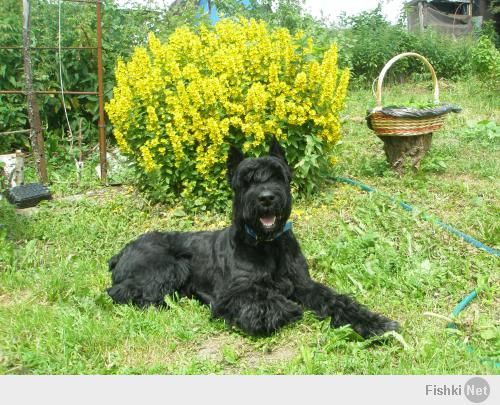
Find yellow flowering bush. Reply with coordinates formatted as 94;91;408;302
106;18;349;210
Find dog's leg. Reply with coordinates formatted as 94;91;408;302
294;281;399;338
107;232;191;308
107;260;190;308
212;279;303;337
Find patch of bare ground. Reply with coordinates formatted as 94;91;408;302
117;338;183;370
0;291;39;307
242;344;297;371
13;186;137;216
196;334;240;362
57;186;130;203
196;334;297;372
111;333;298;373
15;207;41;217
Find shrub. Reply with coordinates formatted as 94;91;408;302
335;7;478;84
106;18;349;211
471;36;500;81
336;7;412;83
411;29;475;80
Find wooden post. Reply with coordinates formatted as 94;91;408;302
418;1;424;33
22;0;48;184
96;0;107;182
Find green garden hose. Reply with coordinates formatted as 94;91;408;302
334;176;499;368
335;176;500;257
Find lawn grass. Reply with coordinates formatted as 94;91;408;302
0;77;498;375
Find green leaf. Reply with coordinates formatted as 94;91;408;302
173;208;186;217
480;328;497;341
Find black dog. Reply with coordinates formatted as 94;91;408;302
107;137;398;337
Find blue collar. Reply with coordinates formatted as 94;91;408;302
244;221;293;242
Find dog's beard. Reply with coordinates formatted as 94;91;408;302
241;193;291;236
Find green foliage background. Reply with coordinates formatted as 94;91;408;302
0;0;499;200
0;0;200;157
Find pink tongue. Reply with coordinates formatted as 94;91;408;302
260;216;276;226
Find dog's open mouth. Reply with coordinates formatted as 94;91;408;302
260;216;277;229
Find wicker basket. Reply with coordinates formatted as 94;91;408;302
367;52;447;137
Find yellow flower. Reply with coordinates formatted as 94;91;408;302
140;145;159;172
294;72;307;92
113;129;132;154
105;18;349;204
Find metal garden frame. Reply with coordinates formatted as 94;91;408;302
0;0;107;183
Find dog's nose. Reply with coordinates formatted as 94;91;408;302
258;191;275;206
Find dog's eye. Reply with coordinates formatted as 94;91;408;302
242;170;255;184
270;172;287;183
235;170;253;189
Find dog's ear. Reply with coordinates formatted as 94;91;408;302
227;145;245;184
269;135;288;164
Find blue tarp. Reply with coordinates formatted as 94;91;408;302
199;0;251;24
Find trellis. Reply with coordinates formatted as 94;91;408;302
0;0;108;183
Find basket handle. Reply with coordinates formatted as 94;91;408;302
375;52;439;109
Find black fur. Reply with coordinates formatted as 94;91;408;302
107;137;399;338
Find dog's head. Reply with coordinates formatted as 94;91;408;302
227;136;293;240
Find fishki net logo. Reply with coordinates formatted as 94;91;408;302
426;377;490;403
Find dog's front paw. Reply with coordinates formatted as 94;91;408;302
352;315;400;339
